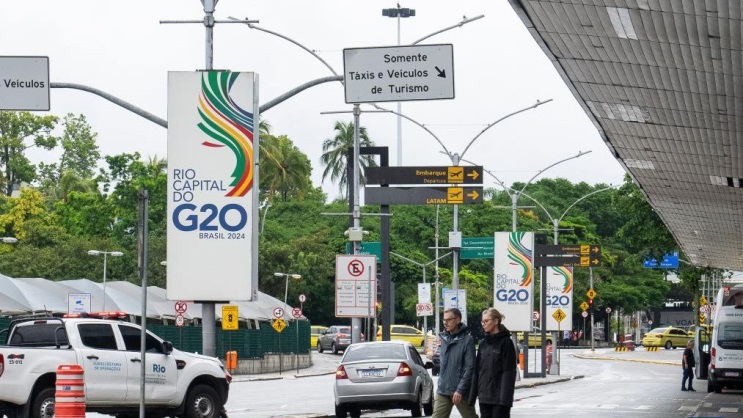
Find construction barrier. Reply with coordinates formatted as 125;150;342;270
615;347;630;351
646;346;660;352
518;352;524;370
55;364;85;417
225;351;238;373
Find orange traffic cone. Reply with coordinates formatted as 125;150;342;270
55;364;85;417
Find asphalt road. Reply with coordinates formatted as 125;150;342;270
83;347;743;417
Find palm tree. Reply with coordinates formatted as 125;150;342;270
320;121;377;198
260;135;312;201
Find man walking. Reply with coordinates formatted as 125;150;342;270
682;340;696;391
433;308;478;418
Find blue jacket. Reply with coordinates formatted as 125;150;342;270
437;324;476;396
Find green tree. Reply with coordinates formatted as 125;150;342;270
0;111;58;196
260;135;312;202
320;121;377;198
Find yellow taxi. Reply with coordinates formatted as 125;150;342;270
376;325;425;347
516;328;553;347
310;325;328;348
641;326;690;349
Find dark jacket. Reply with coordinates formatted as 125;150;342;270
469;324;518;407
437;323;476;396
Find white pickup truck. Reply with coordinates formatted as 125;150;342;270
0;313;230;418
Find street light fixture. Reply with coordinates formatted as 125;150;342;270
1;237;18;244
88;250;124;311
274;272;301;319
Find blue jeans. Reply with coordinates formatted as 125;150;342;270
682;367;694;390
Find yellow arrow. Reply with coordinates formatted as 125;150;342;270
466;170;479;181
591;258;599;265
467;190;479;200
592;246;600;254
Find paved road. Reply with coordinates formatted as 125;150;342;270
83;346;742;417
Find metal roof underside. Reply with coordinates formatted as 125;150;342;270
509;0;743;270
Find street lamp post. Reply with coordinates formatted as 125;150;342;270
88;250;124;311
382;5;415;166
390;251;452;340
274;272;301;318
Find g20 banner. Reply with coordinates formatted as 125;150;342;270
493;232;534;331
545;266;573;331
166;71;259;301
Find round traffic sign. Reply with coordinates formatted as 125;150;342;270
648;319;653;325
175;314;185;327
532;311;540;321
298;294;307;303
292;307;302;319
273;307;285;318
605;307;612;314
581;311;588;318
174;301;188;314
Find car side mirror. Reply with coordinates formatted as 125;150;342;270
424;361;434;369
162;341;174;355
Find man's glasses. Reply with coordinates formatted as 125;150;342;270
443;317;457;323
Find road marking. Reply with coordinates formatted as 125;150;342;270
720;407;740;413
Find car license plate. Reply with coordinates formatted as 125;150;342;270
360;369;384;377
724;371;740;377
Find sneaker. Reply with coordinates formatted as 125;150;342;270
681;388;688;391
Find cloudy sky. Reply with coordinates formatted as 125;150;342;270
4;0;627;201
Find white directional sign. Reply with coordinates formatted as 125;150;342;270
0;56;50;110
343;44;454;103
335;254;377;318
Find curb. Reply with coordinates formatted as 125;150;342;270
516;375;585;388
573;354;677;366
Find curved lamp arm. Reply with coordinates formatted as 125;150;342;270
412;15;486;45
228;17;339;77
517;150;592;196
460;99;553;160
556;185;617;225
369;103;452;158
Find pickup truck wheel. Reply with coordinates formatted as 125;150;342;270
31;387;56;418
185;384;221;418
317;341;324;353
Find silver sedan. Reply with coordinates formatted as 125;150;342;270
334;340;435;418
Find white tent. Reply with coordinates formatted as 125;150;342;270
0;276;298;321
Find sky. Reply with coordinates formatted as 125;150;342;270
4;0;628;202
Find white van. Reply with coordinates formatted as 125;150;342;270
706;285;743;393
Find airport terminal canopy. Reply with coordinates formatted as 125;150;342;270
509;0;743;269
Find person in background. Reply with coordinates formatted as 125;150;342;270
432;308;478;418
545;339;554;370
681;340;696;391
469;308;517;418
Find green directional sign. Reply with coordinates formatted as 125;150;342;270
460;237;495;259
346;242;381;263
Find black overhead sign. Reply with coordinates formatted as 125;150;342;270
365;186;483;205
365;166;483;185
534;244;602;267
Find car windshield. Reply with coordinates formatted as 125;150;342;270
648;328;668;334
343;344;406;362
337;327;350;334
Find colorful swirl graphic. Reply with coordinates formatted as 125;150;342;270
507;232;533;287
196;71;254;197
551;266;573;293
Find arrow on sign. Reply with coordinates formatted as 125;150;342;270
466;170;479;181
467;190;479;200
435;66;446;78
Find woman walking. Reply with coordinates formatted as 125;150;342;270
469;308;518;417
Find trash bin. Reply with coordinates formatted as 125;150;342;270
623;333;635;351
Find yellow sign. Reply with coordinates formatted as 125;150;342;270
447;187;464;204
221;305;239;331
586;288;597;299
700;295;708;305
552;308;567;323
447;166;480;183
272;318;287;333
579;301;589;311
